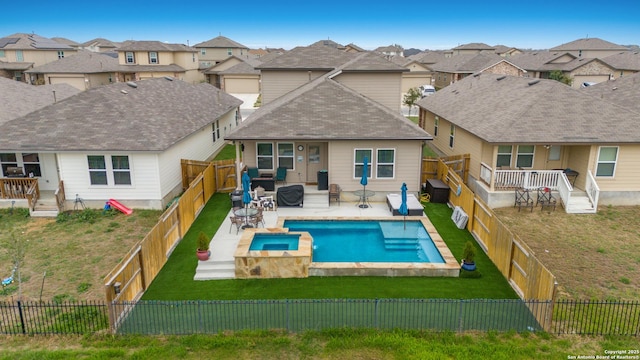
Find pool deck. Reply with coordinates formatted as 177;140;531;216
194;200;460;280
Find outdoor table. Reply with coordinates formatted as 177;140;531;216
354;189;375;208
234;207;259;228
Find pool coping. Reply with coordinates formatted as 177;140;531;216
276;216;461;277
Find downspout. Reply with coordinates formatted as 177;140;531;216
235;141;242;190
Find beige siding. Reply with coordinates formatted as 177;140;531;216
261;70;326;104
210;58;243;72
223;75;260;93
86;73;113;88
591;144;640;191
334;72;402;111
47;75;86;90
18;49;78;67
402;72;432;93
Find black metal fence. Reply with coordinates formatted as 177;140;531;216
1;299;639;336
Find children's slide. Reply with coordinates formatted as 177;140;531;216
107;199;133;215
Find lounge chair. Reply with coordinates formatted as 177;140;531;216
274;167;287;185
329;184;341;205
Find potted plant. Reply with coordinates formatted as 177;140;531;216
196;231;211;261
461;241;476;271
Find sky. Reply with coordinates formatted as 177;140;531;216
2;0;638;51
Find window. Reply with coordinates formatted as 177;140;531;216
57;50;64;59
200;48;206;55
0;50;5;57
14;71;22;82
212;121;220;142
516;145;535;168
596;146;618;177
227;48;232;55
111;156;131;185
256;143;273;170
434;116;439;137
148;51;158;64
0;153;18;176
376;149;395;178
16;50;23;62
22;153;41;177
277;143;294;170
496;145;512;167
548;146;561;161
354;149;372;178
125;52;135;64
449;124;455;148
88;156;108;185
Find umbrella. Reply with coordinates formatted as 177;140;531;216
242;172;253;227
359;156;369;208
399;183;409;229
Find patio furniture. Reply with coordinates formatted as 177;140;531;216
274;167;287;185
229;216;244;234
276;184;304;207
354;189;375;208
386;193;424;216
251;177;275;191
514;188;534;212
247;167;259;180
536;187;557;212
249;208;265;228
328;183;341;205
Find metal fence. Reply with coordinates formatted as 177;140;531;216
2;299;639;336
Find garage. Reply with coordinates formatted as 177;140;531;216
48;76;86;90
223;76;260;93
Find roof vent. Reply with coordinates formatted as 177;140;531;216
528;80;540;86
612;86;617;91
121;89;128;94
164;76;173;81
126;81;138;88
472;72;481;77
496;75;506;81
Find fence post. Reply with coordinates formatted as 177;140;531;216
374;299;379;328
458;299;463;333
286;299;290;332
17;300;26;334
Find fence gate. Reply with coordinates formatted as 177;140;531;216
215;161;237;192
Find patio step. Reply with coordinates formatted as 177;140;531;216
303;190;329;208
565;193;596;214
30;198;59;218
193;260;235;280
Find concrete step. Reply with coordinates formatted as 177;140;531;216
303;192;329;208
30;209;59;217
194;260;235;280
566;194;596;214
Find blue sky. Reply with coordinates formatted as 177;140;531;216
2;0;638;50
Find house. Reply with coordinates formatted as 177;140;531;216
560;57;617;87
257;45;408;111
0;78;242;211
601;51;640;78
375;44;404;57
416;73;640;212
582;71;640;113
203;55;262;93
225;71;432;199
391;57;434;93
550;37;629;58
509;51;577;79
0;33;77;82
493;45;523;57
193;36;250;69
116;41;203;84
52;37;80;49
451;43;495;56
430;52;525;88
0;77;80;124
25;50;119;89
344;43;365;53
78;38;120;53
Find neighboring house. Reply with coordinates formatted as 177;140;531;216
493;45;523;57
550;37;629;58
582;71;640;113
407;50;448;69
225;72;432;198
194;36;249;69
344;43;365;53
560;57;617;87
601;50;640;78
203;55;261;93
416;73;640;212
78;38;120;53
52;37;80;49
451;42;495;56
509;51;577;79
257;45;408;111
430;52;525;88
309;39;346;50
375;44;404;57
25;50;119;89
0;33;77;82
116;41;203;84
392;57;433;93
0;78;242;210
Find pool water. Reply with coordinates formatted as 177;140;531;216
249;233;300;251
283;220;444;263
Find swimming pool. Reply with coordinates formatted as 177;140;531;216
283;220;444;263
249;233;300;251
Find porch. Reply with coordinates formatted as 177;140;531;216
1;178;63;217
478;163;599;214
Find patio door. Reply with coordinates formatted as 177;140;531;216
306;143;326;183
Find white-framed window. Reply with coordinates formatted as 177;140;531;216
212;121;220;143
57;50;64;59
21;153;41;177
434;116;439;137
449;124;455;148
0;50;5;57
148;51;158;64
227;48;232;55
125;52;135;64
256;143;273;170
277;143;294;170
16;50;23;62
354;149;372;179
200;48;206;55
87;155;132;186
596;146;618;177
376;149;395;178
496;145;512;168
516;145;535;168
0;153;18;176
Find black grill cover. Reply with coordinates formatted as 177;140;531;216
276;185;304;207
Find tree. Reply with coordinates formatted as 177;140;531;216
403;87;422;117
549;70;573;86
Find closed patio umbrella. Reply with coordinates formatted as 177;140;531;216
399;183;408;229
242;172;253;227
359;156;369;208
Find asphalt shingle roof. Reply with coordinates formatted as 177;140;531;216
452;42;494;50
602;51;640;71
582;72;640;113
430;53;508;73
256;45;357;70
509;51;575;71
0;33;73;50
194;36;248;49
117;41;196;52
0;77;80;124
416;73;640;144
0;78;242;152
25;50;119;73
550;38;629;51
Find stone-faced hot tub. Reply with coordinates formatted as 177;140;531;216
234;228;312;279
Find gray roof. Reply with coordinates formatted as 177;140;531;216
117;41;196;52
0;78;242;152
407;51;447;65
582;72;640;113
550;38;629;51
52;37;79;47
509;51;575;71
0;77;80;124
0;61;33;70
309;39;345;49
25;50;119;74
79;38;119;49
256;45;356;70
341;51;408;72
452;42;494;50
602;51;640;71
118;64;186;73
430;53;511;73
375;45;403;53
226;75;431;141
194;36;248;49
0;33;73;50
416;73;640;144
219;61;260;75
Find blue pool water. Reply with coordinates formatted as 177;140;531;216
283;220;444;263
249;234;300;251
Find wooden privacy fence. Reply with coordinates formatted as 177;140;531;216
181;158;236;193
104;159;227;331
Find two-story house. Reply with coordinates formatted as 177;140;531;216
25;51;119;90
430;52;525;88
550;37;629;59
194;36;250;69
116;41;203;84
0;33;77;82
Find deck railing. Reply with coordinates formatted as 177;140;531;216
493;169;563;191
1;178;40;206
585;170;600;209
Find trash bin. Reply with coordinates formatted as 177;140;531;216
317;170;328;190
230;190;244;208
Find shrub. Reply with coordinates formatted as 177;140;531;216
197;231;209;251
462;241;476;264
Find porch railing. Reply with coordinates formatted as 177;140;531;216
55;180;66;212
493;169;563;191
1;178;40;206
585;170;600;209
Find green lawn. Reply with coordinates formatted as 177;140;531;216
142;195;517;301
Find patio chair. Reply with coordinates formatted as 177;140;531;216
274;167;287;185
514;188;534;212
329;183;341;205
247;167;259;180
229;215;244;234
536;187;557;212
249;210;265;228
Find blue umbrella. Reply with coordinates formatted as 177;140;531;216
399;183;408;229
359;156;369;208
242;172;252;227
